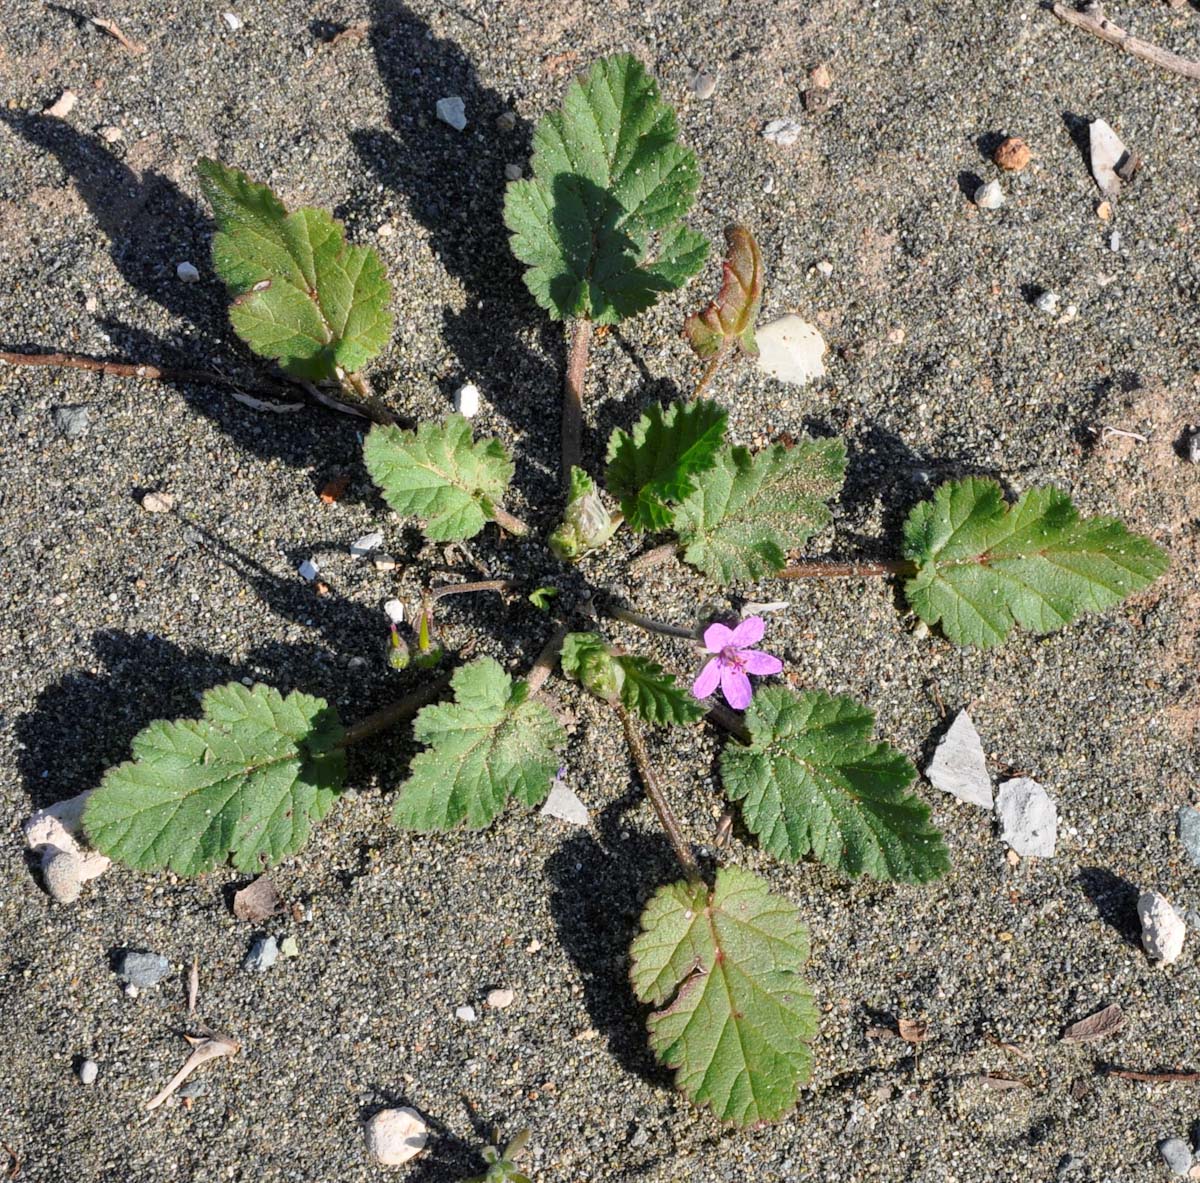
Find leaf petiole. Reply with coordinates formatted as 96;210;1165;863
336;673;453;749
562;319;593;487
605;604;699;642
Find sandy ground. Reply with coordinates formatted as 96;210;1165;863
2;0;1200;1179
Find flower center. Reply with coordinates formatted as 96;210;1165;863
720;645;746;668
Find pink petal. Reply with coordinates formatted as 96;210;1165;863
692;658;722;700
742;650;783;676
702;622;735;653
727;616;765;648
721;664;753;710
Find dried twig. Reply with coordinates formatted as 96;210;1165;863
145;1030;240;1110
1100;425;1149;443
1104;1066;1200;1083
2;1143;19;1180
187;955;199;1014
90;15;145;54
1051;2;1200;81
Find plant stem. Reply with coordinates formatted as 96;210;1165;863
337;673;453;748
705;701;752;744
490;505;530;537
616;704;701;884
340;370;398;426
562;319;593;487
431;579;523;601
777;558;917;579
627;543;677;575
606;604;698;642
526;624;570;698
691;346;727;402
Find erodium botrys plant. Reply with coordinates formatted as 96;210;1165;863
51;54;1168;1127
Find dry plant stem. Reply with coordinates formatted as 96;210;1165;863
489;505;531;537
617;703;702;884
1051;2;1200;80
431;579;524;601
1105;1067;1200;1083
562;319;593;486
90;15;145;53
607;605;698;641
628;543;678;575
337;672;454;748
525;624;570;698
778;558;917;579
145;1031;240;1111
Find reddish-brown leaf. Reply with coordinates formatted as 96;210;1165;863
232;875;282;923
1061;1003;1124;1044
898;1018;929;1043
683;225;763;360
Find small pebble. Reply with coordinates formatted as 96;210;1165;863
504;163;522;181
436;96;467;131
53;405;91;439
1034;291;1061;317
1177;806;1200;866
1096;200;1112;221
350;531;384;558
815;259;834;278
298;558;319;582
377;222;395;237
78;1058;98;1085
176;261;200;283
117;950;170;988
973;180;1005;209
762;118;802;146
541;774;589;827
629;1126;649;1148
996;777;1057;857
886;326;906;345
99;125;123;143
762;175;776;194
1186;908;1200;933
526;938;542;953
993;136;1031;171
689;69;717;100
755;315;827;386
453;382;481;418
809;62;833;90
243;935;278;973
372;553;397;572
84;294;99;312
1139;891;1186;964
280;935;299;958
384;599;405;624
1159;1138;1193;1177
45;90;77;118
222;11;243;30
140;491;176;514
365;1108;428;1166
486;988;514;1009
455;1004;478;1023
1059;303;1078;324
1187;430;1200;466
1056;1154;1084;1178
177;1079;207;1100
42;849;83;904
495;110;516;131
1109;230;1122;253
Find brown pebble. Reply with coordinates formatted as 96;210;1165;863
993;136;1031;172
1096;200;1112;222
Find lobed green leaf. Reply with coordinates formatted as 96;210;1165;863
615;656;706;727
198;158;392;381
630;866;818;1125
83;683;345;877
902;477;1169;648
720;689;949;883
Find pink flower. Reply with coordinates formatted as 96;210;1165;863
691;616;782;710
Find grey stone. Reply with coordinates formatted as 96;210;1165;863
1187;429;1200;465
629;1126;649;1148
52;405;91;439
1157;1137;1193;1176
973;180;1005;209
1139;891;1186;964
540;778;589;826
1178;806;1200;867
435;96;467;131
995;777;1057;857
78;1058;98;1085
243;935;278;973
690;69;717;100
42;848;83;904
116;950;170;988
762;118;802;146
926;710;993;808
177;1079;207;1099
1055;1153;1083;1177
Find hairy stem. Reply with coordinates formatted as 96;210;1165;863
617;704;701;884
627;542;678;575
691;345;727;402
526;624;570;699
606;604;699;642
777;558;917;579
562;319;593;487
431;579;523;601
490;505;531;536
705;701;752;745
337;673;453;748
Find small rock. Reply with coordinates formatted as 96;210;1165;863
99;125;123;143
504;163;522;181
222;11;243;30
629;1126;649;1148
815;259;834;278
243;936;278;973
1059;303;1079;325
926;710;993;808
754;315;827;387
803;87;832;114
1188;430;1200;466
140;491;175;514
365;1107;428;1166
176;261;200;283
995;777;1057;857
1034;291;1061;317
384;599;405;624
436;96;467;131
526;938;542;953
1089;118;1135;197
232;875;282;923
24;791;111;889
886;326;906;345
1186;908;1200;933
689;69;717;100
177;1079;207;1100
78;1058;98;1085
280;935;299;958
486;988;514;1009
455;1004;478;1023
993;136;1031;172
762;118;802;146
53;405;91;439
973;180;1005;210
809;62;833;90
495;110;516;132
541;775;589;827
124;983;139;998
1159;1138;1193;1177
1177;806;1200;867
298;558;319;582
116;950;170;988
372;553;397;572
1139;891;1186;965
453;382;481;418
350;531;384;558
378;222;395;237
84;294;99;312
42;849;83;904
1109;230;1122;253
762;175;776;194
45;90;78;119
1056;1154;1084;1178
1096;199;1112;221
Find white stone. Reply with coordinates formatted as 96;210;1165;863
486;988;515;1009
815;259;834;278
45;90;77;119
1034;291;1060;317
973;180;1005;210
372;554;397;572
1089;118;1128;197
453;382;481;418
176;261;200;283
455;1004;478;1023
754;315;827;387
762;118;802;146
436;97;467;131
690;69;717;100
99;126;123;143
23;791;111;899
350;531;384;558
298;558;319;582
1109;230;1122;253
140;491;175;513
1138;891;1186;965
540;780;589;827
364;1107;428;1166
79;1059;98;1085
926;711;992;808
995;777;1057;857
42;849;83;904
222;12;243;30
384;599;405;624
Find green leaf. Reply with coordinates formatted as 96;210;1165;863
363;415;515;542
684;225;764;359
528;586;558;612
902;478;1169;648
83;683;345;877
606;400;727;531
393;658;565;831
560;631;623;702
674;439;847;583
630;866;818;1125
615;656;706;727
197;158;392;381
720;689;949;883
503;53;708;325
